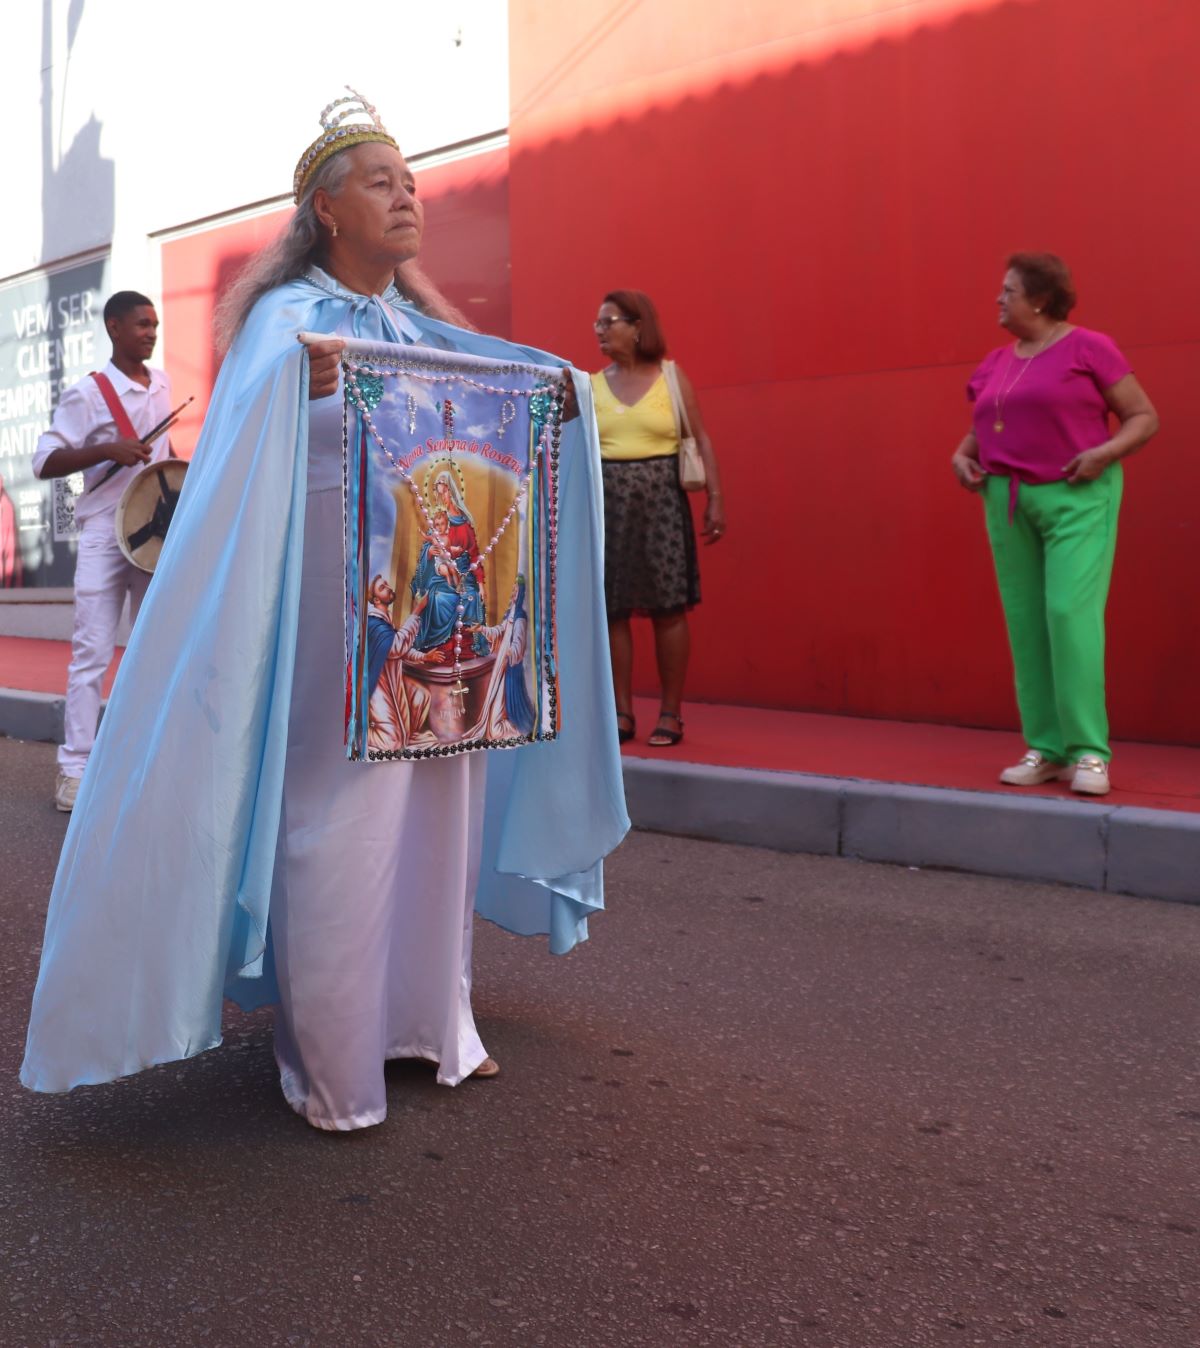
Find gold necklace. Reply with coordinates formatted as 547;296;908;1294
993;324;1062;432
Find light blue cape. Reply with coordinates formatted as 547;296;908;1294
21;273;628;1094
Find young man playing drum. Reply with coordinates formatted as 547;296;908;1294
32;290;174;811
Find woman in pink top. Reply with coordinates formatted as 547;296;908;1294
951;253;1159;795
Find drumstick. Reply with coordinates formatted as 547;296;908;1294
139;396;195;447
90;397;195;490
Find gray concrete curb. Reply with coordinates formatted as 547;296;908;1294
4;687;1195;904
623;758;1200;906
0;688;66;746
0;688;111;753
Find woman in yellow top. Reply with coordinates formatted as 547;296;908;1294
591;290;725;747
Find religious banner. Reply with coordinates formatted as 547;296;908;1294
336;337;567;761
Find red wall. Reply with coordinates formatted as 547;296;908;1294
506;0;1200;744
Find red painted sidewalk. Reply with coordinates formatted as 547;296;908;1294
0;636;123;699
622;694;1200;815
3;636;1197;815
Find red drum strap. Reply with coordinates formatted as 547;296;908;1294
89;372;140;442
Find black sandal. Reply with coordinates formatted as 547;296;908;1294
647;710;684;748
616;712;636;745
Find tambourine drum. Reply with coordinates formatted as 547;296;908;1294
114;460;188;573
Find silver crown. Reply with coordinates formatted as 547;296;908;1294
293;86;398;202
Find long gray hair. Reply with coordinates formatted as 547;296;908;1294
214;152;354;350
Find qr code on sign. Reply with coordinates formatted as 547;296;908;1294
53;474;84;541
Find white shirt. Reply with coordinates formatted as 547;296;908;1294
32;360;173;527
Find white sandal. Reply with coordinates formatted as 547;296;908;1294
999;751;1069;786
1069;756;1111;796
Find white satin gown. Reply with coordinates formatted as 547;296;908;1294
269;384;489;1131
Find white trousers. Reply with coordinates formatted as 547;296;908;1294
270;489;488;1131
60;517;149;777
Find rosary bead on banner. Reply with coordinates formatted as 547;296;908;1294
497;399;516;438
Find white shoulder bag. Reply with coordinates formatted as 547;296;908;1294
662;360;706;492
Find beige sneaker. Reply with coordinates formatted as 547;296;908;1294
1069;756;1111;796
999;751;1070;786
54;772;80;813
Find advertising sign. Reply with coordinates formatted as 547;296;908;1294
0;254;111;587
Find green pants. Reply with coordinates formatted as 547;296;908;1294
982;467;1122;763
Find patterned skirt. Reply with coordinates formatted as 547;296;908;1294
601;455;701;618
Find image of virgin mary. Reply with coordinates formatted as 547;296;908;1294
411;473;486;653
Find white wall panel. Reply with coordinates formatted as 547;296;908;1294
0;0;509;290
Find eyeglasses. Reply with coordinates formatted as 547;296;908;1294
593;317;635;331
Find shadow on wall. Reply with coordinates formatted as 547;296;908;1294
506;0;1200;743
416;150;512;341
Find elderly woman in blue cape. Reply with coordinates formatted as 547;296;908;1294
20;91;627;1132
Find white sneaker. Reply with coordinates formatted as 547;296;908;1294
54;772;80;813
999;751;1070;786
1070;756;1111;796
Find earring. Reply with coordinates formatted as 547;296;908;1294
331;223;339;238
1034;307;1041;314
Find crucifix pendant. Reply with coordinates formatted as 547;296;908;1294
450;678;468;717
993;420;1005;433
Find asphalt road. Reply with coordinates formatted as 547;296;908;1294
1;735;1198;1348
